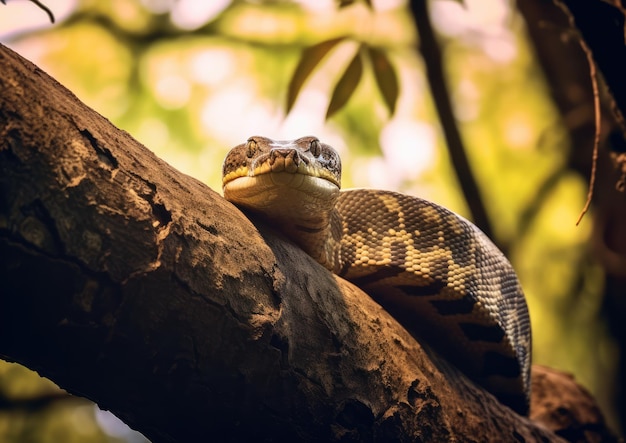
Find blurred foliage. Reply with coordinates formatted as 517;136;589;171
0;361;146;442
0;0;619;438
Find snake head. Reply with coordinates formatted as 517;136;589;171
222;136;342;255
222;136;341;188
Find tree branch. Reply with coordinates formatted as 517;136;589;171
0;43;612;442
409;0;495;244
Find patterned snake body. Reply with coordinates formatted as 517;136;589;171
222;136;532;415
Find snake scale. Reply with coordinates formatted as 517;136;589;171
222;136;532;415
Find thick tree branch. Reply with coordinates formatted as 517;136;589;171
0;43;614;442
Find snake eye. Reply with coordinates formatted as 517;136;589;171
310;139;321;157
246;139;258;158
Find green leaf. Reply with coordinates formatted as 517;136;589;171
286;36;347;114
326;48;363;119
368;46;399;116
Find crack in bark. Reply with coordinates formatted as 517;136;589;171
80;128;119;170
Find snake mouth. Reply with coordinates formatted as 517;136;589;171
223;164;340;189
223;172;339;210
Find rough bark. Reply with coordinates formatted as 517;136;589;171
531;365;619;443
0;44;615;442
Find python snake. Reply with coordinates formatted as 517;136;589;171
222;136;531;415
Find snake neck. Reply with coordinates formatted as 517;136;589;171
277;208;342;271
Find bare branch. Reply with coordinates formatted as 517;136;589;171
408;0;496;245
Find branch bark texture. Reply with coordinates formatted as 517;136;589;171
0;43;612;442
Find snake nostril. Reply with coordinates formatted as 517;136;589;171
270;149;283;160
271;149;300;163
269;149;301;173
269;149;281;165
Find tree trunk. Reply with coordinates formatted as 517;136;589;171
0;43;614;442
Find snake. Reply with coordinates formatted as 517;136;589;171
222;135;532;415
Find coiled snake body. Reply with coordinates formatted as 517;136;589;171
222;136;531;415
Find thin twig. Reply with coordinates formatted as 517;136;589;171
575;39;600;226
1;0;55;23
30;0;55;23
553;1;601;225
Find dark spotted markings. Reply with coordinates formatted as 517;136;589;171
430;295;475;316
397;284;478;316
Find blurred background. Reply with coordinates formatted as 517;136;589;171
1;0;623;441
